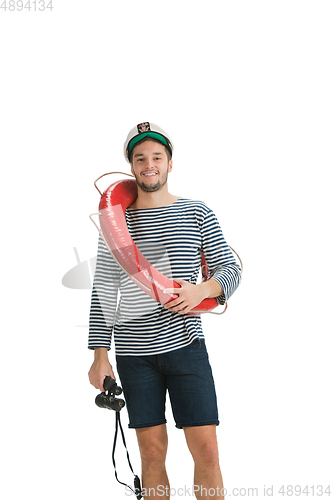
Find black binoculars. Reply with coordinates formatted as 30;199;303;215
95;376;125;412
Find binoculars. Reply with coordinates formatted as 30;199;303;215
95;376;125;412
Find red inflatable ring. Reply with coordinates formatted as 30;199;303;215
91;173;223;314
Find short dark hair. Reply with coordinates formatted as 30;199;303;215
129;137;172;164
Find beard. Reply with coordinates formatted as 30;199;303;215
135;171;169;193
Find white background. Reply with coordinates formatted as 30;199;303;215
1;1;332;499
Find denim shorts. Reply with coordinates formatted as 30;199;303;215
116;340;219;429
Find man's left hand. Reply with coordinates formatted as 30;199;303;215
163;279;207;315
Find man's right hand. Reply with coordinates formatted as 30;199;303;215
88;348;116;392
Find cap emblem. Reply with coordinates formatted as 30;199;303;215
137;122;151;134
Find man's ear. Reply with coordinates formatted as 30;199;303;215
168;160;173;173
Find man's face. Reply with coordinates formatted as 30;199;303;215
130;140;173;193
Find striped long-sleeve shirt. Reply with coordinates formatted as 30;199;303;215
88;197;241;356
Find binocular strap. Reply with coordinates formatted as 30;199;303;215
112;412;142;500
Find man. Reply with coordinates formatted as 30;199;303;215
88;122;241;500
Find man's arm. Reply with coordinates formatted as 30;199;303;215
200;208;242;303
88;237;120;350
88;236;120;389
163;207;241;314
197;277;223;299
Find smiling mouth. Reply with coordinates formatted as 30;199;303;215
142;172;158;177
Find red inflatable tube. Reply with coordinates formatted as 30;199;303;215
98;178;219;314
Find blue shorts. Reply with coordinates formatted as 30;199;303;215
116;340;219;429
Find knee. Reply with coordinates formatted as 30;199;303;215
137;428;168;467
192;441;219;468
186;430;220;468
140;442;167;463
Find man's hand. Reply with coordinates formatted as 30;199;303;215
163;279;207;315
88;348;115;392
163;278;223;315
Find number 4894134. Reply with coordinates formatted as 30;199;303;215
0;1;54;11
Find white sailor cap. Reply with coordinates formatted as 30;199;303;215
124;122;173;162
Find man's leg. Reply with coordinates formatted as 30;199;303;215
183;425;224;500
136;424;170;500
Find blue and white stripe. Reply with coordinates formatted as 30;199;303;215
88;198;241;356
